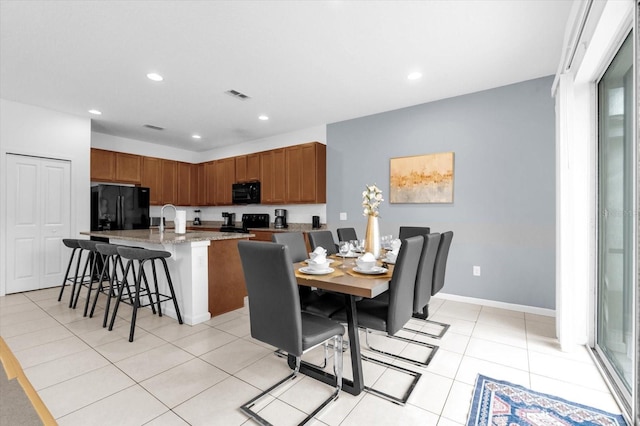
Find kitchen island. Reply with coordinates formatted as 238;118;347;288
80;229;252;325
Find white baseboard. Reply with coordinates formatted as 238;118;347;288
434;292;556;317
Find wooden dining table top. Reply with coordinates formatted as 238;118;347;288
293;258;393;298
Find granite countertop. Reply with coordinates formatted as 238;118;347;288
81;229;254;244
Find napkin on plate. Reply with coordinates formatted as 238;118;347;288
359;252;376;262
309;246;327;263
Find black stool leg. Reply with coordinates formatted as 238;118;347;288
58;247;77;302
72;251;93;309
150;260;163;317
83;251;102;317
90;254;111;319
68;248;85;308
129;259;145;342
109;259;134;331
161;258;183;324
139;267;157;315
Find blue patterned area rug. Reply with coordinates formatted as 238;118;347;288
467;375;627;426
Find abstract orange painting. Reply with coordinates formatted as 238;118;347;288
390;152;454;203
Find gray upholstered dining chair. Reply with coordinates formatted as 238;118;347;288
237;240;345;425
420;231;454;333
401;232;451;338
271;232;308;263
374;231;453;340
398;226;431;240
308;230;338;255
331;235;431;404
272;232;344;318
337;227;358;242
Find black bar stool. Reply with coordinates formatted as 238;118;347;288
109;246;183;342
58;239;88;307
89;243;136;328
72;240;102;315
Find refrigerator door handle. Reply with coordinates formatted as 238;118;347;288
117;195;123;229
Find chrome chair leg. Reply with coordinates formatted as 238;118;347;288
403;318;450;339
360;353;421;405
273;341;329;369
241;336;343;426
363;328;438;368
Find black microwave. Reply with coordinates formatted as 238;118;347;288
232;182;261;204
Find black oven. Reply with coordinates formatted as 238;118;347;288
232;182;261;204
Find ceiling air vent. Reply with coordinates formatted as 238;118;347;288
143;124;164;131
225;89;251;100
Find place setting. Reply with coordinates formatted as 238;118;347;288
297;246;344;277
347;252;393;279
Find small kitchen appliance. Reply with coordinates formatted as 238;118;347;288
312;215;320;229
274;209;288;229
222;212;235;227
232;182;261;204
193;209;201;226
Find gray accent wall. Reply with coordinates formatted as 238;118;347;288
326;76;556;309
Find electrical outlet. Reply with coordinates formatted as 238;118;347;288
473;266;481;276
340;212;347;220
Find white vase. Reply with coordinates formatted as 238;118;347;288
364;215;381;258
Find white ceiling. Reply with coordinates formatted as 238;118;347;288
0;1;572;152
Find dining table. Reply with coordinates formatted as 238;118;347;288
289;256;394;396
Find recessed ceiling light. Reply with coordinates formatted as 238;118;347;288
407;72;422;80
88;109;102;115
258;115;269;121
192;134;202;140
147;72;163;82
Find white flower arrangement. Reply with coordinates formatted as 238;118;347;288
362;184;383;217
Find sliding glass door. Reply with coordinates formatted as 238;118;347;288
595;30;635;411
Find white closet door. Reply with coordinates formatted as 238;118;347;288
6;154;71;293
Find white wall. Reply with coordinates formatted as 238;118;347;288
0;99;91;296
92;125;328;224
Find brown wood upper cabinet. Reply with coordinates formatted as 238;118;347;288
176;161;192;206
260;149;286;204
90;149;141;184
91;142;326;206
115;152;142;184
192;163;204;206
203;161;216;206
161;159;177;205
235;153;260;183
214;158;235;205
285;142;326;203
141;156;162;205
90;148;115;182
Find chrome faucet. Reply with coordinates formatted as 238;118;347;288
159;204;177;234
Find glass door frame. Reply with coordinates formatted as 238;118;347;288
593;25;639;412
592;24;637;419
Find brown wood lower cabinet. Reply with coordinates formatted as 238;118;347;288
207;237;249;317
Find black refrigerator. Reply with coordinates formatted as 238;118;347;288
91;185;150;231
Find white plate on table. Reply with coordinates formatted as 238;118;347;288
299;266;335;275
383;256;396;265
353;266;388;275
305;259;336;264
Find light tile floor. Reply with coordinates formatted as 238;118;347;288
0;287;624;425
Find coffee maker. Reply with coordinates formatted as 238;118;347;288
274;209;288;229
222;212;235;227
193;209;201;226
